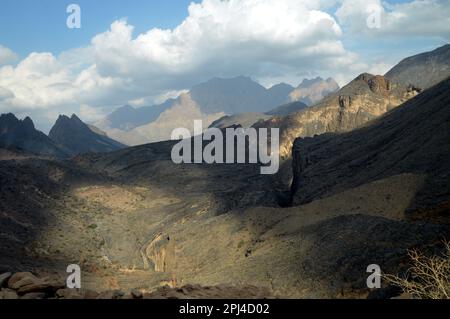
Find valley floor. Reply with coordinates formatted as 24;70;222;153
1;149;446;298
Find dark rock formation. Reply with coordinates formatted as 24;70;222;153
0;113;67;157
49;114;126;156
291;76;450;214
385;44;450;90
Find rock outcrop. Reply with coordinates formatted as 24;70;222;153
0;271;272;299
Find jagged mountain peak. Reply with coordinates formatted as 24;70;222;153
0;113;66;157
49;113;125;156
289;76;339;106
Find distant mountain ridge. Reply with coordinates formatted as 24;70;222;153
96;76;336;146
209;101;309;129
49;114;126;156
265;101;309;116
291;76;450;212
385;44;450;90
190;76;294;114
96;99;175;132
0;113;66;157
289;77;339;105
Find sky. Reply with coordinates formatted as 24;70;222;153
0;0;449;131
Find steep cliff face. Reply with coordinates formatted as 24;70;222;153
256;73;418;157
290;77;450;214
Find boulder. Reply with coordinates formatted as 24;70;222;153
8;272;64;295
0;272;12;287
7;272;36;288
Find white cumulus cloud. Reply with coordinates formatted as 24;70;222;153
0;0;359;121
0;45;18;66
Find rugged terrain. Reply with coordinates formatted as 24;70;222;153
1;78;448;299
385;44;450;90
291;77;450;213
256;73;419;157
1;45;449;299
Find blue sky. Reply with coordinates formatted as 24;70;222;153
0;0;448;131
0;0;199;58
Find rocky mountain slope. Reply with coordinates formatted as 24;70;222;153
209;112;271;129
265;101;309;116
209;101;309;129
0;113;66;157
291;76;450;214
95;100;175;132
1;139;447;298
385;44;450;90
49;114;126;156
256;73;419;157
115;93;225;145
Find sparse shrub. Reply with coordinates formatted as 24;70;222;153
384;241;450;299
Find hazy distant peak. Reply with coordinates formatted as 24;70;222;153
289;76;339;106
299;76;324;87
268;82;295;91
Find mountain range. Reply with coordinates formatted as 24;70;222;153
95;76;339;145
256;73;419;157
0;113;66;157
0;44;449;299
385;44;450;90
0;113;125;158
